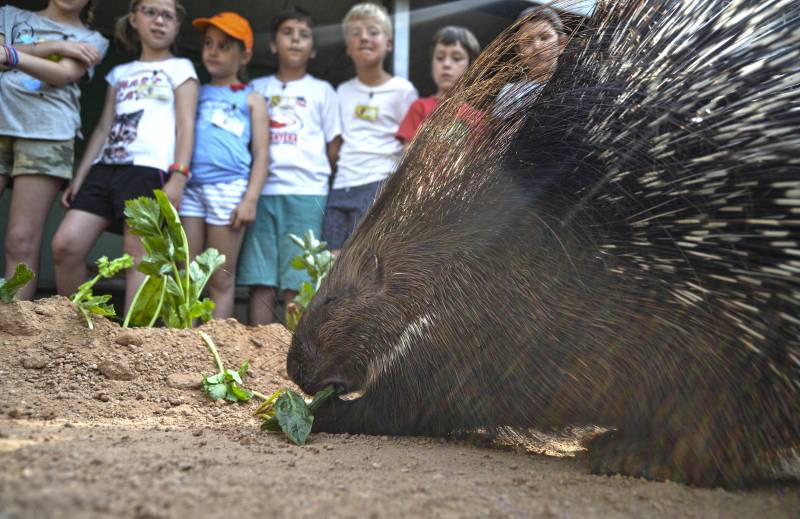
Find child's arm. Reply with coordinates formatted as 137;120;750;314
230;92;269;229
1;43;97;86
327;136;342;173
162;79;199;209
15;40;101;67
62;86;117;208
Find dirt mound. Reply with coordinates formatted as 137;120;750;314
0;296;294;427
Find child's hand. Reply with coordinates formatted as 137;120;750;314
162;178;185;210
230;198;257;229
53;41;101;67
61;182;81;209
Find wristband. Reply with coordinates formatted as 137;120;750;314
1;45;19;68
168;163;191;179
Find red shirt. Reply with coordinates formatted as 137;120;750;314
396;96;439;142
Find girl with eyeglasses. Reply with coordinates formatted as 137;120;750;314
52;0;199;312
0;0;108;300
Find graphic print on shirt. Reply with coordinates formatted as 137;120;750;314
8;20;44;91
268;95;306;145
116;70;172;103
101;109;144;164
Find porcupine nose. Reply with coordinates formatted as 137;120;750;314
315;377;349;396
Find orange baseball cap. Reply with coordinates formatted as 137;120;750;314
192;12;254;51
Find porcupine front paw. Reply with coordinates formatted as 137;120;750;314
584;430;698;485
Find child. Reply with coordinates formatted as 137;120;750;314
322;2;418;255
238;7;341;325
0;1;108;300
178;12;268;319
52;0;199;310
494;6;567;117
396;26;481;146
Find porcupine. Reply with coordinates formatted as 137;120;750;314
286;0;800;488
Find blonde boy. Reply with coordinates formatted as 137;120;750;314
322;3;417;254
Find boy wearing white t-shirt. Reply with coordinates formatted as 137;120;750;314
238;7;341;325
322;3;418;254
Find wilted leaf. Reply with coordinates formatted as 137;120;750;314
97;254;134;278
0;263;34;303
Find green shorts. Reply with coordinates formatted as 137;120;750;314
237;194;328;292
0;136;74;180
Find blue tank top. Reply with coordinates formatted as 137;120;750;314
190;84;252;184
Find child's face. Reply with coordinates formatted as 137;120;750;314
129;0;180;51
431;41;470;95
271;19;315;70
49;0;91;15
515;19;565;79
202;26;250;81
345;18;391;70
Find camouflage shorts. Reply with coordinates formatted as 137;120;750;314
0;136;74;180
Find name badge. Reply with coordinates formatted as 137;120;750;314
354;105;378;121
210;108;245;138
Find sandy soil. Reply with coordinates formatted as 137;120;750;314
1;297;798;518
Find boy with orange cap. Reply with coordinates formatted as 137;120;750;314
179;12;269;319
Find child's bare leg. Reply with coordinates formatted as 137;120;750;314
248;285;276;325
52;209;109;296
122;224;147;312
283;289;297;307
181;217;206;261
4;175;63;299
206;223;246;319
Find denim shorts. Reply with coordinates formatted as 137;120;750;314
321;180;384;250
237;194;327;291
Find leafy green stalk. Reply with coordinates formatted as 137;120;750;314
71;254;133;329
285;230;333;331
0;263;34;303
123;190;225;328
199;331;267;402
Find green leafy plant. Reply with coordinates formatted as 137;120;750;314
123;190;225;328
200;331;267;403
0;263;34;303
71;254;133;329
285;230;333;331
255;385;336;446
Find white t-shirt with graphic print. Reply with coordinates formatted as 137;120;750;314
95;58;197;171
250;74;341;196
334;76;418;190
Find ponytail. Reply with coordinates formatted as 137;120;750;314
114;0;142;55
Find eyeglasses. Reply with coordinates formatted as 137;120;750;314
137;5;178;24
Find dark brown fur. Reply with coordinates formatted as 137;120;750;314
287;0;800;487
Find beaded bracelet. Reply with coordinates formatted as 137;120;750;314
1;45;19;68
168;163;191;179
